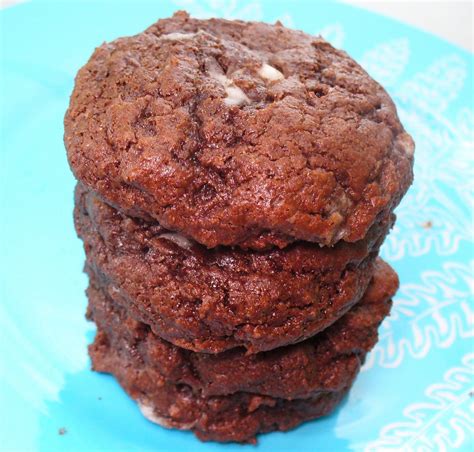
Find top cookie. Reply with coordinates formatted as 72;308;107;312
65;11;414;249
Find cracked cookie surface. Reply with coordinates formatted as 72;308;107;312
65;11;414;250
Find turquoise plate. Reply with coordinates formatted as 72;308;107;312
1;1;473;450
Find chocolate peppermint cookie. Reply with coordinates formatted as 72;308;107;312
75;184;392;353
65;11;413;250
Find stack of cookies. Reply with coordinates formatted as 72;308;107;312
65;12;414;443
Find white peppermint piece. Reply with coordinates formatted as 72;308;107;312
223;85;251;106
210;70;250;106
138;402;197;430
258;63;284;81
158;232;194;250
160;32;196;40
138;402;171;427
398;132;415;157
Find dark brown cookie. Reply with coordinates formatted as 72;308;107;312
88;259;397;443
65;11;414;250
88;258;397;400
93;343;350;444
75;184;392;353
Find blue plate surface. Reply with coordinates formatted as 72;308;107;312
1;1;473;450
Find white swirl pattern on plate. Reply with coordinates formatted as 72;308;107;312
365;352;474;452
361;38;410;87
377;53;474;260
363;261;474;370
318;23;345;48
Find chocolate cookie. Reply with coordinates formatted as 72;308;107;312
88;260;396;443
94;352;349;444
75;184;392;353
88;258;397;400
65;11;414;250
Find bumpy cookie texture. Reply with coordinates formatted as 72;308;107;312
75;184;392;353
88;259;397;400
88;260;396;443
65;11;414;250
93;352;349;444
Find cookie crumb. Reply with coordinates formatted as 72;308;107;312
421;220;433;229
58;427;67;436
